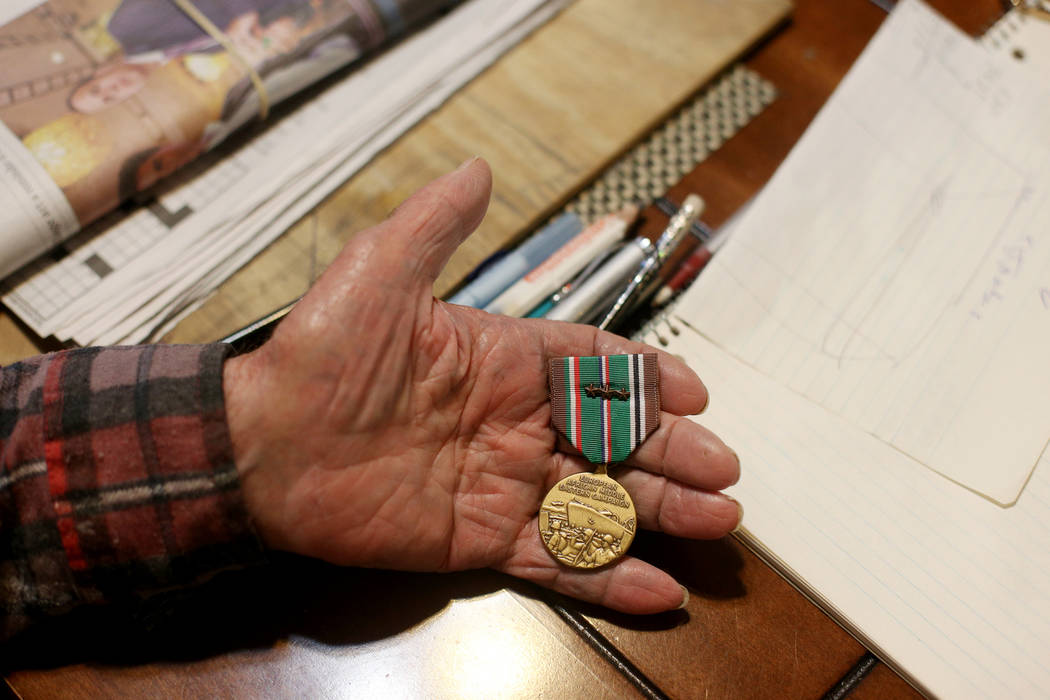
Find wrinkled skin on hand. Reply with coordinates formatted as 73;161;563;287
223;159;740;614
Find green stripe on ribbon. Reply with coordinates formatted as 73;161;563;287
578;356;603;463
608;354;632;462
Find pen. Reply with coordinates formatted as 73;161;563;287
651;246;713;307
651;190;752;307
653;196;713;242
447;212;583;308
527;296;557;318
525;245;616;317
485;206;637;317
597;194;704;330
544;237;654;323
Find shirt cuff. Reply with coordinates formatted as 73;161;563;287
3;344;266;639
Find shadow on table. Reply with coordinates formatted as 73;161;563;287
0;554;521;671
2;532;746;671
644;533;749;600
576;532;748;631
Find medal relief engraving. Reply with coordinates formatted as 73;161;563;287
539;473;637;569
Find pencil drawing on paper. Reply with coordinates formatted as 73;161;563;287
817;178;1033;367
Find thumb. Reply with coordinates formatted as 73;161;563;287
356;157;493;287
270;159;490;347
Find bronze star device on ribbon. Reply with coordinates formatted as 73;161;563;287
540;354;660;568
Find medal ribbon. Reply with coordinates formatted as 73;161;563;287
549;354;660;464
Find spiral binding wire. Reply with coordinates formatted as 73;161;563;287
633;302;681;347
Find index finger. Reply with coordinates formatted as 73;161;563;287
533;318;708;416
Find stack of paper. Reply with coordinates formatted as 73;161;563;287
649;0;1050;696
2;0;566;345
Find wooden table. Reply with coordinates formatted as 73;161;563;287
2;0;1005;697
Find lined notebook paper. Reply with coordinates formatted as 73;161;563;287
654;1;1050;696
661;332;1050;698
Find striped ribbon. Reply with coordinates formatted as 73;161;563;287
550;354;660;464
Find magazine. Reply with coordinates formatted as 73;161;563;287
0;0;459;279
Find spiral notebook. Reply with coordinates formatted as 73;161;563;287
644;1;1050;696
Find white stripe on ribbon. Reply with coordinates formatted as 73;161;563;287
637;354;646;440
627;355;637;453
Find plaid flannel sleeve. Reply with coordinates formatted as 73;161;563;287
0;344;265;641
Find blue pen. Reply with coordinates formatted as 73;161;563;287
463;249;507;283
447;213;582;308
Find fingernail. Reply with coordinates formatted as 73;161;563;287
455;156;480;172
728;496;745;534
677;585;690;610
729;448;741;484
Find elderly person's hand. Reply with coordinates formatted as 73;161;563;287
223;159;740;613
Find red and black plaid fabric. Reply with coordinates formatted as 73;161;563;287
0;344;264;641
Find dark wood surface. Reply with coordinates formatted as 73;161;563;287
3;1;1007;698
584;536;880;699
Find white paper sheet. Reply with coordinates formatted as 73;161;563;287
0;123;78;279
0;1;43;27
678;0;1050;505
657;326;1050;698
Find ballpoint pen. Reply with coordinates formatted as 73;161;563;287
543;237;655;324
597;194;704;331
527;242;621;317
485;206;636;317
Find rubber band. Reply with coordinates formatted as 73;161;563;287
345;0;386;48
171;0;271;120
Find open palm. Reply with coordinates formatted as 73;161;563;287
223;159;740;614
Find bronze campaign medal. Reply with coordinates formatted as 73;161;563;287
539;467;637;569
540;354;660;569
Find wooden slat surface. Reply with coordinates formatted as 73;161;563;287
159;0;791;345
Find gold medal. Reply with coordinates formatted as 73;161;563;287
539;466;636;568
541;354;659;569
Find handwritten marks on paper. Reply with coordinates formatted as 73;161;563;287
678;0;1050;504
